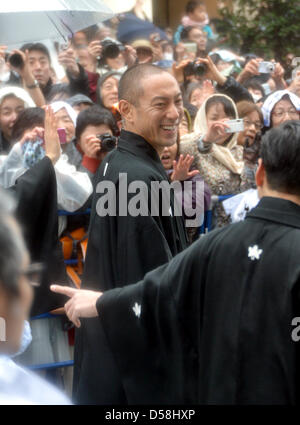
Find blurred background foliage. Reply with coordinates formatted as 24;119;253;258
214;0;300;63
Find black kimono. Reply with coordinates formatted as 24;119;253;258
74;130;188;403
95;197;300;404
9;157;68;316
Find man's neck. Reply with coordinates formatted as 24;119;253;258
259;187;300;207
122;127;163;156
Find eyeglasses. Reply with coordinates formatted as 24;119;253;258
21;262;44;288
243;119;263;130
272;109;299;119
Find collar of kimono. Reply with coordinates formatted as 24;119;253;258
118;129;166;169
247;196;300;229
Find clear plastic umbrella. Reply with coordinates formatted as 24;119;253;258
0;0;114;46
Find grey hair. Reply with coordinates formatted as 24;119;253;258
0;189;27;298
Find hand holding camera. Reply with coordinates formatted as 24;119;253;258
81;135;101;159
7;49;32;78
58;46;80;77
81;133;117;160
183;56;227;86
87;40;103;62
203;119;232;144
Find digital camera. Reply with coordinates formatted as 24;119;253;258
8;52;24;69
183;61;207;78
258;61;276;74
225;119;245;134
96;133;117;153
101;38;125;60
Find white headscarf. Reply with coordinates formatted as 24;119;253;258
50;101;77;127
261;90;300;128
0;86;36;108
181;94;244;175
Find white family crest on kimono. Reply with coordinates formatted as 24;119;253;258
248;245;263;261
132;303;141;318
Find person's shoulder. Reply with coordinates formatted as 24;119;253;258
193;220;248;253
100;149;162;183
0;357;71;405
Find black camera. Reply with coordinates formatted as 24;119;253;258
183;61;207;78
8;52;24;69
96;133;117;153
100;37;125;60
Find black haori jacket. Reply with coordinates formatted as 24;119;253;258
73;130;188;404
97;197;300;404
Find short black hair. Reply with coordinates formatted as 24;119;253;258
20;43;51;63
118;63;169;106
180;25;203;42
261;120;300;196
186;1;205;14
75;105;117;140
244;79;265;97
12;107;45;142
47;84;71;103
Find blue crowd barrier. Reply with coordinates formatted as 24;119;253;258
199;194;235;234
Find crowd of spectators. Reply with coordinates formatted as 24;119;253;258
0;0;300;402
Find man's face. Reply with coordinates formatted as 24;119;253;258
129;73;184;153
0;96;25;140
27;50;51;87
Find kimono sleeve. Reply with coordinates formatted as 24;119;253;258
96;237;209;404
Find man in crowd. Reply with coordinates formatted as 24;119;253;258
53;120;300;404
71;64;189;404
10;43;90;103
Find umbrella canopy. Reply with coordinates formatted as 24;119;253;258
117;13;168;45
0;0;114;46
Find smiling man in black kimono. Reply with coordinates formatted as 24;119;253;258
71;64;189;404
53;120;300;405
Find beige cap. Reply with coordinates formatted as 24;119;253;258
131;39;154;52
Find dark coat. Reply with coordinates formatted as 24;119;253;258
96;197;300;404
0;130;11;154
10;157;68;316
73;129;188;404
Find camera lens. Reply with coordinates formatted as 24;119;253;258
194;62;207;77
96;133;117;152
183;62;196;77
9;53;24;69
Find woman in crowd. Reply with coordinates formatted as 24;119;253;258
96;71;121;113
261;89;300;129
0;86;35;154
50;100;82;168
160;135;211;243
236;100;264;146
75;105;118;179
179;104;198;136
180;93;254;227
0;107;92;216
